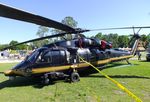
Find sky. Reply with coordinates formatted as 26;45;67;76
0;0;150;44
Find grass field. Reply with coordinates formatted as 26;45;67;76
0;60;150;102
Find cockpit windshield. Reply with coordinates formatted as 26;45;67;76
26;50;40;63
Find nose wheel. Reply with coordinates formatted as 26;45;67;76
9;76;16;80
70;72;80;82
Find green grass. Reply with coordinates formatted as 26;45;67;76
0;60;150;102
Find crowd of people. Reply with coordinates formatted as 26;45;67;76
0;50;27;60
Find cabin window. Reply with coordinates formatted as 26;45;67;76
36;50;66;65
43;51;52;63
60;51;66;64
51;50;66;65
51;51;60;65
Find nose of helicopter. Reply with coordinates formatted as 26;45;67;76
4;69;26;76
3;60;32;76
4;69;14;76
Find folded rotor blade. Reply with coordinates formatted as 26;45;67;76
0;3;75;32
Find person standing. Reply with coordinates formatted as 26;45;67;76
138;52;141;60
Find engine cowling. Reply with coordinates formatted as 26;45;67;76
75;38;112;50
76;38;94;47
100;40;112;50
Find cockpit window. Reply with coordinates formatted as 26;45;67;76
26;50;40;63
36;51;52;63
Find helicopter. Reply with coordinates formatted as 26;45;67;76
0;3;149;84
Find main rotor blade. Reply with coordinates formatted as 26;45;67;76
91;26;150;31
133;26;135;34
1;29;89;50
136;28;142;34
1;32;68;50
0;3;75;32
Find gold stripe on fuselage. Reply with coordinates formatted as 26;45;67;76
32;65;71;74
32;55;133;74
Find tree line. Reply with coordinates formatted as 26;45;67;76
93;32;150;49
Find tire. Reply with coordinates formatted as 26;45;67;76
41;74;50;85
44;78;50;85
70;72;80;82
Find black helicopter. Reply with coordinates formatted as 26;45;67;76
0;4;148;84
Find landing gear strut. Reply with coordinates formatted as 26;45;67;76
126;59;131;64
40;69;80;84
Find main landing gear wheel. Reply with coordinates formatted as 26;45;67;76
43;78;50;85
70;72;80;82
41;74;50;85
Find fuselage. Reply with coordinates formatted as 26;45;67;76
4;38;134;77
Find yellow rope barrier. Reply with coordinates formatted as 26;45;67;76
79;56;142;102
